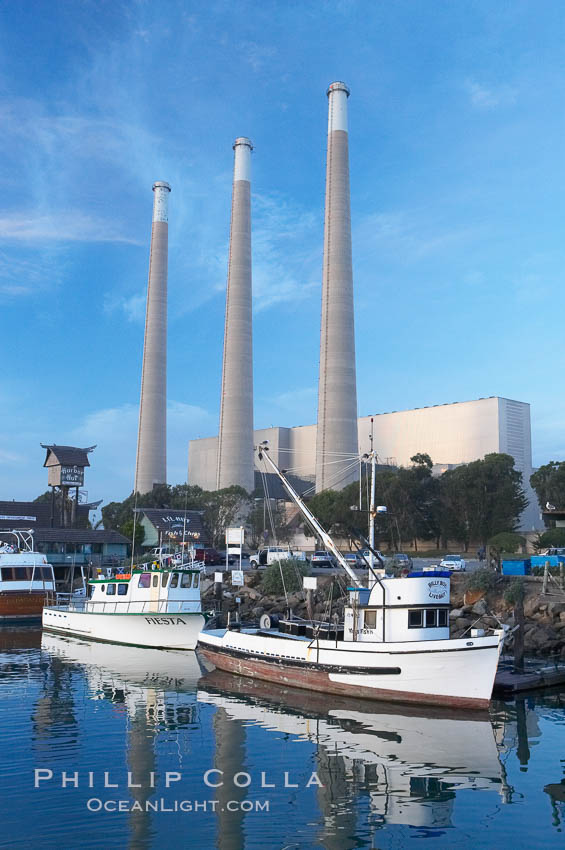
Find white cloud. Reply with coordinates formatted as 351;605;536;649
465;80;517;110
0;212;140;245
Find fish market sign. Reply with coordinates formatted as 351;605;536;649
427;579;447;600
60;465;84;486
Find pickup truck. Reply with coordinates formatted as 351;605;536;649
249;547;306;569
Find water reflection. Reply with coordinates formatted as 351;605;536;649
32;632;565;849
197;670;509;839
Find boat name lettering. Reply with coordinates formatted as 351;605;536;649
144;617;186;625
427;579;447;600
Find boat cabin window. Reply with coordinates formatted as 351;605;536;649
364;609;376;629
100;585;105;592
170;573;179;589
106;584;116;596
152;575;159;588
138;573;151;588
408;608;448;628
32;567;53;580
161;572;169;588
193;573;200;589
118;584;128;596
181;572;192;588
0;567;33;581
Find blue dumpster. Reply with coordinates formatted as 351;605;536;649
502;558;531;576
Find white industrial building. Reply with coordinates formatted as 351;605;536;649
188;396;541;531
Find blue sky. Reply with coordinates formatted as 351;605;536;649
1;0;564;505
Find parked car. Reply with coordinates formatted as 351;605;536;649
343;552;364;568
359;550;386;567
249;547;300;569
194;546;223;566
310;550;337;568
439;554;466;572
389;553;413;571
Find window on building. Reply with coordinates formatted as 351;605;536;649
408;610;423;628
364;609;377;629
181;572;192;588
106;584;116;596
117;584;128;596
438;609;448;627
138;573;151;588
170;573;179;589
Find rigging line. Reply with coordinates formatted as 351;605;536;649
302;457;361;495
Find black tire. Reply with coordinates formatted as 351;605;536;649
250;561;258;570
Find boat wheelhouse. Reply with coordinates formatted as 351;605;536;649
43;562;207;649
0;530;56;621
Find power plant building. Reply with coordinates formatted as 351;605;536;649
188;396;541;530
134;181;171;495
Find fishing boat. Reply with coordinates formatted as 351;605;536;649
42;558;207;649
0;530;56;621
197;445;508;709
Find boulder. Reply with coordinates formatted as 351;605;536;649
455;617;472;631
251;606;265;619
471;599;488;616
450;608;465;620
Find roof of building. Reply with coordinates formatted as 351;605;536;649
41;444;95;467
0;501;92;530
32;528;129;544
136;508;209;543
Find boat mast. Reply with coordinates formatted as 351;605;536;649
256;442;362;588
368;418;377;588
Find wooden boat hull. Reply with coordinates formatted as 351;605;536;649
0;592;50;621
198;627;505;709
43;606;205;650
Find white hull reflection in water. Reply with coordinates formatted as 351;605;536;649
197;670;510;828
41;633;202;723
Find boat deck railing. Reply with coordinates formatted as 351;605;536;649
50;596;202;615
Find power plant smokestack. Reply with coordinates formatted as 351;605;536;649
134;181;170;495
315;82;358;492
216;138;254;493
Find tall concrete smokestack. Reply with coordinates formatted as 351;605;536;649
315;82;358;492
216;138;254;493
134;181;170;495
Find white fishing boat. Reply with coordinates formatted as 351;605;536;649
0;530;56;621
198;445;508;709
43;560;207;649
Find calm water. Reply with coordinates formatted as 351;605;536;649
1;627;564;850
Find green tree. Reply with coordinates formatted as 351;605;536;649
488;531;526;553
530;461;565;519
261;559;310;595
440;454;527;549
121;518;145;552
202;486;250;548
538;528;565;548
